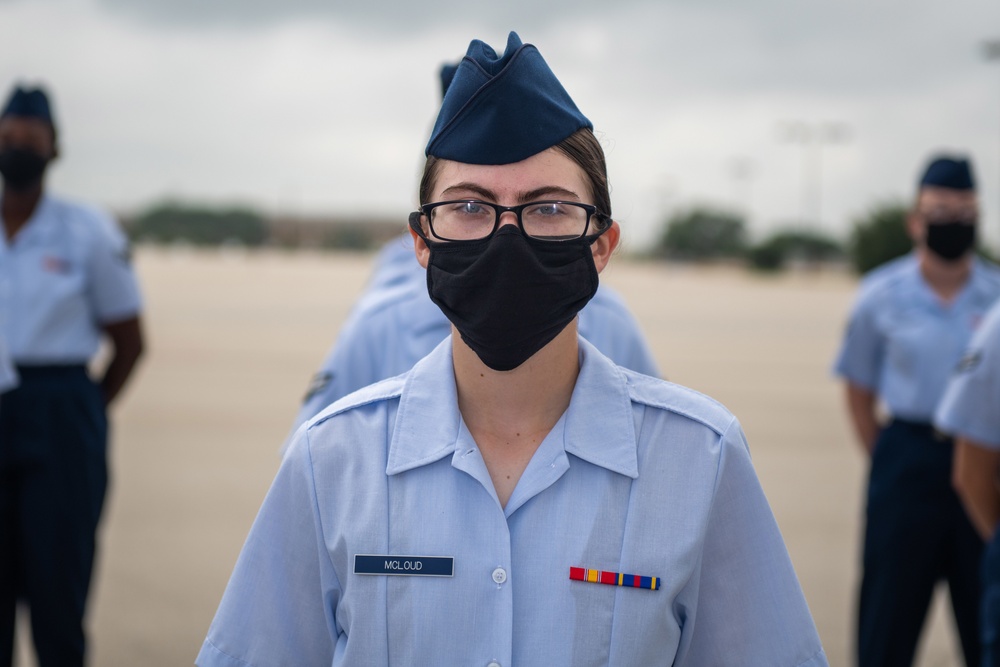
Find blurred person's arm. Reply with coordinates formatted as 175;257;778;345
953;437;1000;541
935;304;1000;540
100;315;144;406
834;280;886;456
86;210;144;407
845;382;880;455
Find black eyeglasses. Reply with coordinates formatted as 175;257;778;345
408;200;612;243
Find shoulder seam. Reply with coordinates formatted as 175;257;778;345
623;371;735;437
307;375;406;429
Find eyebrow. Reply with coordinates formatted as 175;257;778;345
440;182;583;203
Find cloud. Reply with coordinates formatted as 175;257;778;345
93;0;653;31
2;0;999;249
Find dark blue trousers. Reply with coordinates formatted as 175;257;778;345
0;366;108;667
858;419;983;667
982;531;1000;667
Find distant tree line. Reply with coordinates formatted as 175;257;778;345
128;203;269;246
125;202;405;251
653;201;920;274
125;199;990;273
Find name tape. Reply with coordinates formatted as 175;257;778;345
354;554;454;577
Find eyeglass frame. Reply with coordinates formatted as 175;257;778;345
407;199;613;244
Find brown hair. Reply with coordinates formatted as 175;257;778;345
418;128;612;222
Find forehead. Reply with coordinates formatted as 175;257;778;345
917;186;977;210
0;115;55;149
432;148;590;201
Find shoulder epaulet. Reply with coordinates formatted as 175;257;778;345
47;196;122;243
850;255;915;307
621;369;736;437
859;254;913;289
306;372;407;429
975;258;1000;283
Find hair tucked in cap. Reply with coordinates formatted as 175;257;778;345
426;32;592;165
920;155;975;191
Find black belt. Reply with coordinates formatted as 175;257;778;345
14;364;88;379
890;417;952;444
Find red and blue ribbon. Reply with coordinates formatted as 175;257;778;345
569;566;660;591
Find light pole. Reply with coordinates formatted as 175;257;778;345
777;121;850;232
728;157;755;221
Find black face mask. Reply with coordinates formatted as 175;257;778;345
424;225;600;371
0;148;49;189
925;220;976;261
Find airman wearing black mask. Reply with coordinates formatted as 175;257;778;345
835;155;1000;667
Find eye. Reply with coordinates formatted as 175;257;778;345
527;202;568;217
456;201;490;216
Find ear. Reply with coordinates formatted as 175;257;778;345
410;226;430;269
591;220;620;273
905;210;924;245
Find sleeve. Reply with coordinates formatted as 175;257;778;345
833;288;883;391
676;420;828;667
85;211;142;323
935;308;1000;448
197;431;342;667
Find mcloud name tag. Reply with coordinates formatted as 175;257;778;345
354;554;454;577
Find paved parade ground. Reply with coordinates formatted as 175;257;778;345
19;247;964;666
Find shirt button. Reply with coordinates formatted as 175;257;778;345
491;567;507;584
486;662;502;667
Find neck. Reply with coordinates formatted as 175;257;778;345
918;247;972;302
453;322;581;507
2;181;44;237
453;321;580;445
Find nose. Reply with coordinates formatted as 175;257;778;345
498;209;519;229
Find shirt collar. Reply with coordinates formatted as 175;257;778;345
386;337;463;475
563;338;638;478
967;256;998;300
386;335;638;479
908;252;995;309
2;194;55;248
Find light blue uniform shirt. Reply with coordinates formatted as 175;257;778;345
834;253;1000;422
935;300;1000;448
200;337;827;667
291;235;660;435
0;195;142;364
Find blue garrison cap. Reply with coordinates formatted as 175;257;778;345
426;32;592;165
920;155;975;190
1;85;55;126
439;62;459;99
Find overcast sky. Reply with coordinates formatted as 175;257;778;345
2;0;999;249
